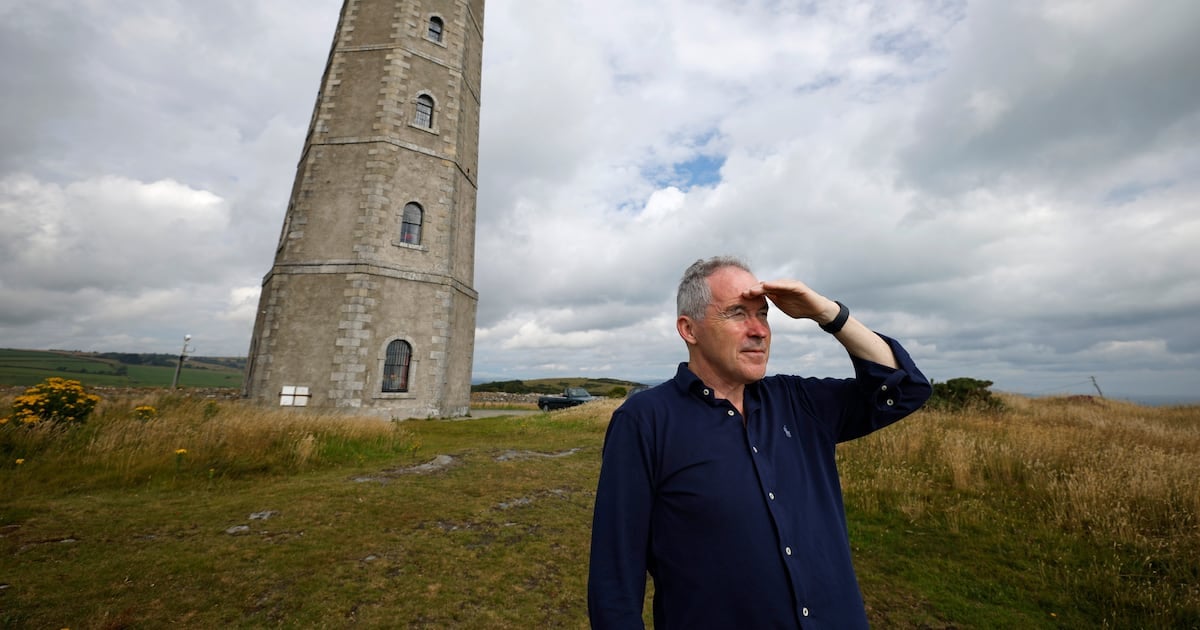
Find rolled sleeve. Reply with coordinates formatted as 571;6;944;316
840;333;932;440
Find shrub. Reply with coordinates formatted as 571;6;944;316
9;377;102;426
928;377;1004;412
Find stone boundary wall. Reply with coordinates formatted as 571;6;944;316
469;392;540;404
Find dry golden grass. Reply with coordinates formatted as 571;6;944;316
541;397;622;421
844;396;1200;543
840;395;1200;626
2;386;1197;627
1;391;417;492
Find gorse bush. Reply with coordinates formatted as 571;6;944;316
7;377;101;425
927;377;1004;412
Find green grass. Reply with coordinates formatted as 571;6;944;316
1;392;1197;628
0;348;243;389
121;364;243;388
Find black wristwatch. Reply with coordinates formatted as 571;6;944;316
819;301;849;334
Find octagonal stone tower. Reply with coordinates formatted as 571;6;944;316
244;0;485;418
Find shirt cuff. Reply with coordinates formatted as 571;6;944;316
849;333;930;412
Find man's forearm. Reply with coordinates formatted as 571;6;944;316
831;316;899;368
749;280;902;368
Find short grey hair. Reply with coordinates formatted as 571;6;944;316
676;256;752;320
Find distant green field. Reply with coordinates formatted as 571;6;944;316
2;350;641;394
0;348;243;389
473;376;644;397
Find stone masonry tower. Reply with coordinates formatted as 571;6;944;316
244;0;484;418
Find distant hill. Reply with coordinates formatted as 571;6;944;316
472;377;644;397
0;348;244;389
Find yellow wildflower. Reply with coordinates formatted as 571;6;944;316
15;459;24;465
175;448;188;455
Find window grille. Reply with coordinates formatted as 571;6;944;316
400;202;423;244
428;16;444;42
383;340;412;392
414;95;434;128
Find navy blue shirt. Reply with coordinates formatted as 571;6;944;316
588;335;931;629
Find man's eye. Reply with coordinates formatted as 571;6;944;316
726;310;747;321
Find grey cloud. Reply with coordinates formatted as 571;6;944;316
0;3;98;176
900;0;1200;195
0;0;1195;401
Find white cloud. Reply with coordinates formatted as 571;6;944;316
0;0;1197;401
219;286;262;324
0;174;231;291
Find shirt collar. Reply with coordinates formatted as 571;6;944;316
672;362;761;408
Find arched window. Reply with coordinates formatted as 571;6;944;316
400;202;423;244
427;16;444;43
414;94;435;128
382;340;412;392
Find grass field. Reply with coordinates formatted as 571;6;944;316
0;349;243;389
1;390;1197;628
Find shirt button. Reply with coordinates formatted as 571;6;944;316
880;385;888;392
727;410;735;416
886;398;895;406
785;546;792;555
703;389;710;396
752;446;758;453
768;492;775;500
802;607;810;617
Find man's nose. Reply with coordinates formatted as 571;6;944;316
746;317;769;338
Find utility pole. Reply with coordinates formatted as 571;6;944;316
172;334;193;389
1090;376;1104;398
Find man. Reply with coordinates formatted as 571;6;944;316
588;256;931;629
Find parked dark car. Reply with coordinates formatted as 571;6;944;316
626;385;651;397
537;387;596;411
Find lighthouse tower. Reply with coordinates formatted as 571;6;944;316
244;0;485;418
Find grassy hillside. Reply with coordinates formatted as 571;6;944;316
1;390;1197;628
473;377;643;397
0;348;244;389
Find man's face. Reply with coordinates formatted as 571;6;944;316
688;266;771;387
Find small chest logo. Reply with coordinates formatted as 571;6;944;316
782;425;792;438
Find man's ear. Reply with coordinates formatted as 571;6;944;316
677;315;698;345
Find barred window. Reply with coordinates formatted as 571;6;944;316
414;94;435;128
383;340;412;392
400;202;423;245
428;16;444;43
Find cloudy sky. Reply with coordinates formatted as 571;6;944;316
2;0;1197;402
